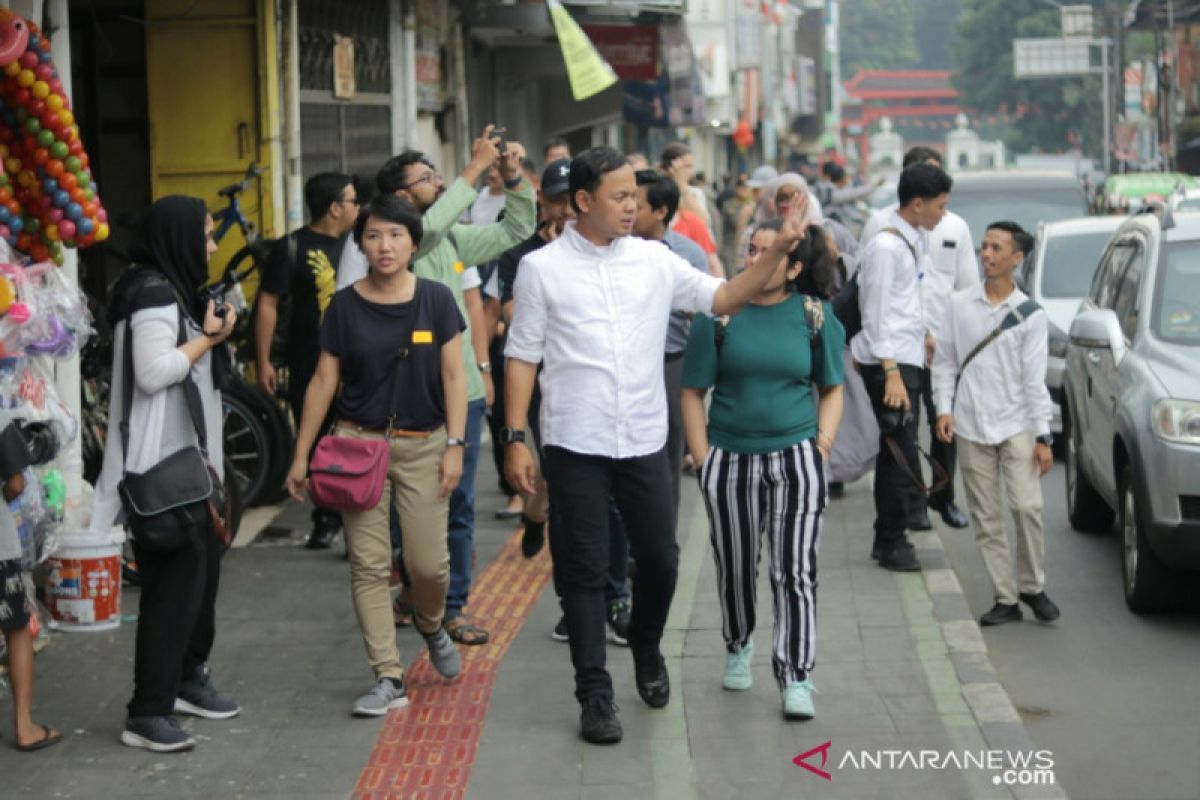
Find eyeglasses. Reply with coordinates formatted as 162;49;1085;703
403;172;442;190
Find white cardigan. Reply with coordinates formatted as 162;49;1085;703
89;304;224;535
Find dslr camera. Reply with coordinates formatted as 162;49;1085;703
199;284;229;319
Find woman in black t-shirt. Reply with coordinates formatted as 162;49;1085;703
287;194;468;716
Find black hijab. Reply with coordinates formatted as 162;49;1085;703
108;195;234;388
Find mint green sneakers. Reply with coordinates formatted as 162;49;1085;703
721;640;754;691
782;679;816;720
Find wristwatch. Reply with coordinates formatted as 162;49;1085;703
446;437;467;448
499;427;526;444
477;361;492;374
1036;434;1054;447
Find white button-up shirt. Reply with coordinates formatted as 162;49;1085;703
862;206;980;339
932;284;1053;445
850;212;926;367
505;222;723;458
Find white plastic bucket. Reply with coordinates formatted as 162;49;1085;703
44;532;122;632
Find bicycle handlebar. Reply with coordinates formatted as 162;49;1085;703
217;162;263;199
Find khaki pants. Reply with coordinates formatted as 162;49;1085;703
337;424;450;680
957;432;1046;605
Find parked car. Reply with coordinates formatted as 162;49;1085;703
1020;216;1124;442
1063;206;1200;612
945;171;1089;252
1096;172;1199;214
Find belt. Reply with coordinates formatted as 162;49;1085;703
336;423;434;440
664;351;685;363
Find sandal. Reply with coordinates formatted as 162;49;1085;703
16;724;62;752
444;615;490;646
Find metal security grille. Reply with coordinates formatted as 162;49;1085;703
298;0;391;94
300;103;392;184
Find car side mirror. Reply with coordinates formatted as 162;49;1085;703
1070;309;1127;365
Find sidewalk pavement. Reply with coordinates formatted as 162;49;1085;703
0;451;1067;800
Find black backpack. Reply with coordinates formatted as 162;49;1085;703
832;227;917;340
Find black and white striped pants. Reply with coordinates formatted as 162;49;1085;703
698;439;826;687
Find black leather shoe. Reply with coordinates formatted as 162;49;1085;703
1019;592;1061;622
580;696;622;744
907;508;933;531
305;522;339;550
878;543;921;572
520;516;545;559
633;648;670;709
930;499;970;529
980;602;1022;626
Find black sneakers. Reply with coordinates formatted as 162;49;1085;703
878;542;921;572
305;519;340;550
174;665;241;720
580;696;622;745
121;715;195;753
551;616;569;642
632;648;670;709
929;498;970;529
1019;592;1061;622
980;602;1023;626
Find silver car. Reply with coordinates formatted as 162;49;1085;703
1020;216;1124;441
1063;206;1200;612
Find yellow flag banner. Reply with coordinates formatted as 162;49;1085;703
546;0;618;101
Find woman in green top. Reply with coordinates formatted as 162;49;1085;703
681;218;845;721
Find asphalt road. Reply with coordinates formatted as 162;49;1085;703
935;461;1200;800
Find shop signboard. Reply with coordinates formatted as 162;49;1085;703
582;25;658;81
621;19;703;127
415;0;443;111
333;34;356;99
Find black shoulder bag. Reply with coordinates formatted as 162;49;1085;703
117;307;228;552
833;227;918;340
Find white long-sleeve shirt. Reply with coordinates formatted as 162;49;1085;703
90;306;224;534
932;284;1053;445
850;211;926;367
505;222;723;459
861;205;979;339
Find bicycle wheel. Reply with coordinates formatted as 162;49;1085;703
223;454;245;551
222;390;273;507
236;383;292;505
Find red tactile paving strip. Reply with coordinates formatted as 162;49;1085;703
353;529;553;800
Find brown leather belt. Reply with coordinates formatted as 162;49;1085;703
336;423;434;440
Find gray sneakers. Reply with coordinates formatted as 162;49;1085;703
352;678;409;717
423;628;462;679
121;715;195;753
174;665;241;720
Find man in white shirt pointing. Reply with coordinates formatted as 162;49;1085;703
932;221;1060;627
503;147;811;745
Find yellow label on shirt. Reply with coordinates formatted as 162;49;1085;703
453;261;465;273
413;330;434;344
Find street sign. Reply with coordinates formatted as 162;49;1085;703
1013;37;1094;78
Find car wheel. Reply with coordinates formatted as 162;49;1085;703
1120;465;1185;613
1065;407;1115;532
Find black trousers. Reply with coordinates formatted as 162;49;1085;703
860;363;923;554
486;333;516;498
544;445;679;702
129;526;222;718
664;353;686;513
918;367;956;506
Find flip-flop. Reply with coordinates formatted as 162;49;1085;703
444;616;490;645
16;725;62;752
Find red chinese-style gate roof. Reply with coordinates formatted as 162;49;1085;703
843;69;960;102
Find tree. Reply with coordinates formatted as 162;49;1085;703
840;0;920;78
914;0;961;69
952;0;1104;157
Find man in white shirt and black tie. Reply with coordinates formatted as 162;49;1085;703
932;221;1060;627
852;162;953;572
503;147;811;745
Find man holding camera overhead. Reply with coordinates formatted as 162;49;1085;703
851;163;953;572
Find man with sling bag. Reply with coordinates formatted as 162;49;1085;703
851;163;953;571
933;221;1060;627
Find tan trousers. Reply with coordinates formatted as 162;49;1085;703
337;424;450;681
957;431;1046;605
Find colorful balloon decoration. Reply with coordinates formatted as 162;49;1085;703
0;9;107;265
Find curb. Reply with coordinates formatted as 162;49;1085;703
909;529;1069;800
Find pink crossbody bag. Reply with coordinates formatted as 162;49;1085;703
306;281;422;512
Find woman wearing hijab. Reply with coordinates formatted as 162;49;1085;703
91;195;239;753
738;173;824;262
